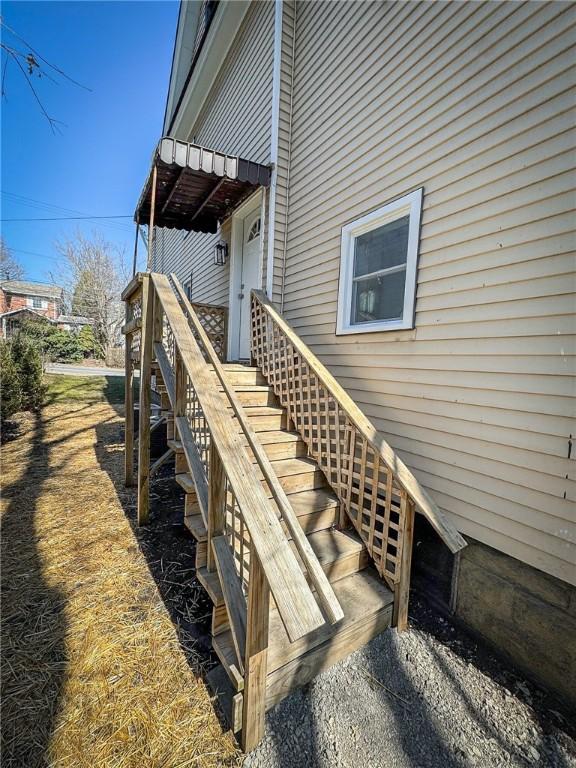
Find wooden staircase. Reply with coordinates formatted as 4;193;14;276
169;363;394;720
122;271;467;751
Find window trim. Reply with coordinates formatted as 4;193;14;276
336;188;423;335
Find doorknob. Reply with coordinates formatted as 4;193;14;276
238;293;244;299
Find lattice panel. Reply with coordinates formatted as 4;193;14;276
130;294;142;323
224;481;251;591
190;303;228;362
186;379;211;471
250;294;407;584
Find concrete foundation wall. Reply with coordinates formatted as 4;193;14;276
455;539;576;709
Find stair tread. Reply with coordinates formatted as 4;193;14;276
241;430;300;445
175;473;195;494
304;528;365;565
255;456;319;478
198;527;365;610
168;438;183;452
269;568;393;672
184;512;207;541
231;405;284;416
214;569;393;689
287;487;339;514
221;364;260;371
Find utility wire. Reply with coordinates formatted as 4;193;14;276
1;215;132;222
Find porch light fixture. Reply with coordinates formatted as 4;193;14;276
214;241;228;266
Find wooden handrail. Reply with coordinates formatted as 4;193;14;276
151;273;326;642
251;289;467;555
171;274;344;625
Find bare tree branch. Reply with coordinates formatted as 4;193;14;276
0;17;91;131
0;18;91;91
0;238;25;280
9;49;64;134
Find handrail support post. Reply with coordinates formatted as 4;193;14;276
137;274;154;525
242;553;270;751
207;442;225;572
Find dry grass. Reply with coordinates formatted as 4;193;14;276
1;380;241;767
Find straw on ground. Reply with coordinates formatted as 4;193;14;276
1;375;240;768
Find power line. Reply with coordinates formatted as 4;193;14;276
1;191;136;234
1;215;133;222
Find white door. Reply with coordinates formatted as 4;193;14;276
238;212;261;359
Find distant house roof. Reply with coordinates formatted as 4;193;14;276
57;315;94;325
0;307;52;321
0;280;63;299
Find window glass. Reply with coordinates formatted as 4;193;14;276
353;215;410;278
351;268;406;324
32;297;42;309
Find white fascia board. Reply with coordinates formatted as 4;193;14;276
170;1;251;140
163;1;191;133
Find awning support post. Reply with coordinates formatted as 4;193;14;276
132;221;140;277
147;164;158;271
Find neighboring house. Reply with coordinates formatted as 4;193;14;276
136;1;575;709
0;279;63;319
0;279;94;338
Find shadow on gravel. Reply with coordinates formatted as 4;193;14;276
364;634;460;768
1;411;68;768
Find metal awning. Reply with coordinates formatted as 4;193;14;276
135;137;271;234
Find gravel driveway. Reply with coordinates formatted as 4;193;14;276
244;600;575;768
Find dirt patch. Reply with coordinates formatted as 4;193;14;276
1;391;240;768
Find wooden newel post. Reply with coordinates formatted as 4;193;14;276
124;298;134;487
393;497;415;632
242;553;270;751
137;274;154;525
207;441;225;572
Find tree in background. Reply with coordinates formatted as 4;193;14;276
0;340;22;427
10;333;46;411
55;231;127;363
0;237;25;280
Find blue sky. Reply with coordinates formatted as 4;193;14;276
1;0;179;282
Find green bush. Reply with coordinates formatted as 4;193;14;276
10;334;46;412
17;320;84;363
77;324;99;358
0;340;22;425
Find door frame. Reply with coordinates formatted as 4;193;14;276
227;189;266;361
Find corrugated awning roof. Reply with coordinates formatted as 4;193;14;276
135;137;271;234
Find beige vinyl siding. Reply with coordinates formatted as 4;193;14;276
152;0;274;305
268;0;296;304
281;1;576;584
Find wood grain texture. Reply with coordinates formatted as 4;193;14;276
152;272;325;642
171;275;343;624
241;553;269;752
137;275;154;525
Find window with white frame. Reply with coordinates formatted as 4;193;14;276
336;188;423;334
31;296;45;309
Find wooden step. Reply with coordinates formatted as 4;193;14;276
265;569;394;708
175;473;195;494
213;568;393;695
258;457;326;495
184;511;207;542
301;529;368;584
198;527;365;612
219;364;266;386
168;438;183;454
219;385;275;407
242;430;307;461
232;405;286;431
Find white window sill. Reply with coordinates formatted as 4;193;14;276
336;318;414;335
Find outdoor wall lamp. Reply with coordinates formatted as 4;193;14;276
214;241;228;266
